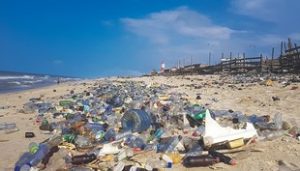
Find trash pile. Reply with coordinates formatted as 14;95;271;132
14;81;300;171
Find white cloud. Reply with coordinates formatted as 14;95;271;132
121;7;249;66
231;0;300;27
120;5;300;69
121;6;238;45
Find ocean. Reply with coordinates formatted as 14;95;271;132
0;71;80;93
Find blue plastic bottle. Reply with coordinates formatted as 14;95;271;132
14;143;50;171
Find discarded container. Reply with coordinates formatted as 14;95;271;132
203;110;257;146
75;135;92;148
259;130;286;141
121;109;151;132
209;150;237;165
157;136;181;153
71;153;97;165
125;135;146;150
0;122;19;134
226;138;244;149
63;134;76;143
162;154;173;168
183;155;220;167
25;132;35;138
185;143;203;157
14;152;34;171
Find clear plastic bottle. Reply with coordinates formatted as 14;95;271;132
157;136;181;153
185;143;203;157
115;130;132;141
125;135;146;149
0;122;19;134
259;130;286;141
75;135;92;148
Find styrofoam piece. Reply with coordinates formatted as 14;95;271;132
203;109;257;146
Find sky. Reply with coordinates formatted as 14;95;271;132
0;0;299;78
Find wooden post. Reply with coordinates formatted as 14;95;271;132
271;47;274;73
260;54;263;73
243;53;246;73
221;53;224;72
280;41;283;56
208;52;211;66
294;43;300;73
230;52;232;73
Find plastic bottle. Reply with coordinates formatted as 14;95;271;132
63;134;76;143
115;130;132;140
185;143;203;157
15;143;51;170
192;125;205;136
29;142;39;154
71;153;97;165
145;159;166;170
157;136;181;153
259;130;286;141
75;135;92;148
121;109;151;132
272;113;282;130
28;143;50;166
125;135;146;150
148;128;164;142
117;148;134;161
162;154;173;168
183;155;220;167
85;122;105;140
0;122;19;134
14;152;34;171
208;150;237;165
104;128;116;141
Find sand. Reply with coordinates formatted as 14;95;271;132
0;75;299;171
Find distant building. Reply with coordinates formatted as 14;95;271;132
160;61;165;73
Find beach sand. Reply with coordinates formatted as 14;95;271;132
0;75;299;171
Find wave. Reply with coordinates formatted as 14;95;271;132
0;75;35;80
22;80;43;84
8;81;22;85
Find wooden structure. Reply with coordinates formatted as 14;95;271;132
158;38;300;76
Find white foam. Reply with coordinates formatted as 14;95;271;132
23;80;43;84
8;81;21;85
0;75;35;80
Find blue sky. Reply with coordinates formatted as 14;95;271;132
0;0;299;77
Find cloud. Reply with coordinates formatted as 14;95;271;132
121;6;249;66
231;0;300;28
120;5;300;69
121;6;238;45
